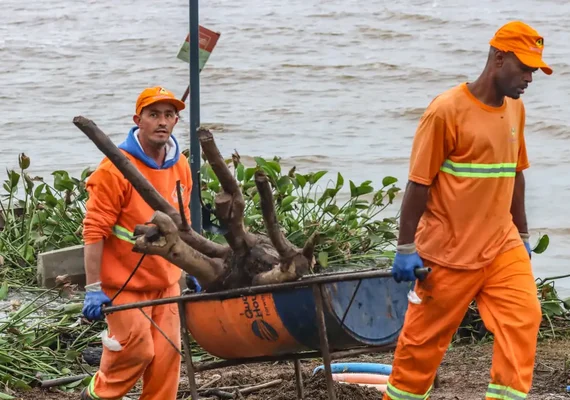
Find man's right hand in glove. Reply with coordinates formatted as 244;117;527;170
392;243;425;283
82;282;112;321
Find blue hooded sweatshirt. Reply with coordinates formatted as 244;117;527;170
118;126;180;169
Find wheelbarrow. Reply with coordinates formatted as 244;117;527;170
103;267;430;400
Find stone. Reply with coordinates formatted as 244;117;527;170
37;245;86;289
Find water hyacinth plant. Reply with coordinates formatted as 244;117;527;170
0;154;92;285
197;151;402;270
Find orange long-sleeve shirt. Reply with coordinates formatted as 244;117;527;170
83;128;192;291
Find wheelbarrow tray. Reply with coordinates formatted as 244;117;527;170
184;270;412;359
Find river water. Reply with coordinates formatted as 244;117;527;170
2;0;569;295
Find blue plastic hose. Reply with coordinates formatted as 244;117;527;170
313;362;392;376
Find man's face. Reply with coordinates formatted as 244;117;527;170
495;52;537;100
134;102;179;147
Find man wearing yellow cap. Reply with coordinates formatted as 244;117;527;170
386;21;552;400
80;87;197;399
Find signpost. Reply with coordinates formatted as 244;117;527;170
183;1;220;234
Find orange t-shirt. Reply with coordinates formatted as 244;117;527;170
409;82;529;269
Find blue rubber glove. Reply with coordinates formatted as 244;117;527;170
82;282;112;321
186;275;202;293
521;232;532;259
392;243;425;283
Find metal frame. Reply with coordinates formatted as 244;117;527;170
103;269;424;399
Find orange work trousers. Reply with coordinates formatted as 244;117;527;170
384;244;542;400
85;283;181;400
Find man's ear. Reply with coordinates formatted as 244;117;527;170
494;49;506;68
133;114;141;126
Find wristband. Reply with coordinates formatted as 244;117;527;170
85;281;102;292
396;243;417;254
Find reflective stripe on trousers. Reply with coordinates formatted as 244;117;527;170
386;382;432;400
486;383;527;399
440;159;517;178
112;225;135;244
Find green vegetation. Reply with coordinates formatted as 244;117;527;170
0;153;568;396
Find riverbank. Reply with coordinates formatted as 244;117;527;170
11;336;570;400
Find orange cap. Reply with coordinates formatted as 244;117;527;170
135;86;186;115
489;21;552;75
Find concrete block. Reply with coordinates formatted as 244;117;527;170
37;245;86;289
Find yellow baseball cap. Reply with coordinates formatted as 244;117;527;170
489;21;552;75
135;86;186;115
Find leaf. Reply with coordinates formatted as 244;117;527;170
355;184;374;197
254;157;267;167
33;183;46;198
0;392;15;399
532;234;549;254
241;168;255;184
7;170;20;190
65;350;82;360
266;161;281;174
324;204;339;215
62;303;83;315
541;301;565;317
335;173;344;190
0;282;8;301
308;171;327;184
276;176;292;194
318;251;329;267
295;174;307;189
236;163;245;182
349;180;357;198
382;176;398;186
52;171;75;192
44;194;58;208
563;297;570;311
281;196;297;209
387;186;400;203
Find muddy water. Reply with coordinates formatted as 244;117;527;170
2;0;569;295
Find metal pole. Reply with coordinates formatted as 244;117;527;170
313;284;336;400
103;268;432;314
294;359;304;399
178;301;200;399
189;0;202;234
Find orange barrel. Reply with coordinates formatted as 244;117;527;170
184;274;411;359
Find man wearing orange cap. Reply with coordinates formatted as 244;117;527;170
386;21;552;400
80;87;198;399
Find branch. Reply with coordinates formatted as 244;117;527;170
176;180;190;231
198;127;252;253
254;170;296;258
197;128;240;195
302;232;319;263
72;116;229;259
132;211;225;286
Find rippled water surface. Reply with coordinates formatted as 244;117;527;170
2;0;570;294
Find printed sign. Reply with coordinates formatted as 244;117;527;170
177;25;221;71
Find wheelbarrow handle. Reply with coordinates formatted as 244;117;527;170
414;267;432;280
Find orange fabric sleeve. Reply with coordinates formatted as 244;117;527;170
408;104;455;186
516;103;530;172
83;167;127;245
